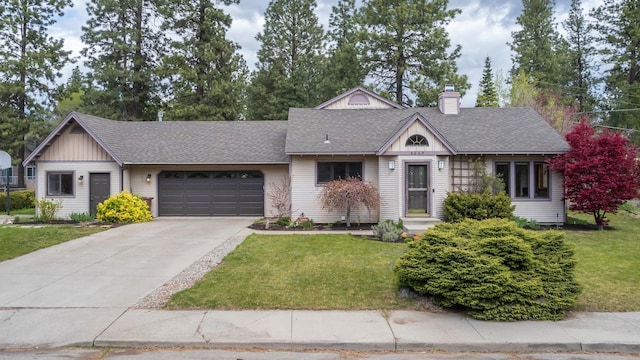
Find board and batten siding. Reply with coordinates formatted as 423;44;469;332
290;156;379;223
35;161;122;218
127;165;288;217
483;156;565;225
38;125;112;162
321;93;395;110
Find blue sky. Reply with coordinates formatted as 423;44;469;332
50;0;600;107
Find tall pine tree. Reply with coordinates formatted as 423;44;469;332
475;57;499;107
0;0;73;186
360;0;469;107
159;0;248;121
510;0;569;91
247;0;325;120
317;0;367;100
81;0;163;121
563;0;596;113
592;0;640;145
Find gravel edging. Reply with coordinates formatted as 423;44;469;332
132;229;250;309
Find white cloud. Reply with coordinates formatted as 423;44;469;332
447;1;517;106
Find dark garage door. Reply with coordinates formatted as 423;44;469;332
158;171;264;216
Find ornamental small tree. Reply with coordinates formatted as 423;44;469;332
317;177;380;227
548;121;640;229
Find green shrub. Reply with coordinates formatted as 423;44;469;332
0;190;35;211
96;191;152;224
275;216;291;226
302;219;314;230
512;216;540;230
394;218;580;321
372;219;404;242
69;212;95;222
36;198;63;223
444;192;514;222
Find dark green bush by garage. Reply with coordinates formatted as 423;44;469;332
444;192;514;222
394;218;580;321
0;190;35;211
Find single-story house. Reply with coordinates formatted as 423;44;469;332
23;86;570;226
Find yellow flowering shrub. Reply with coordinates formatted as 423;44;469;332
96;191;153;224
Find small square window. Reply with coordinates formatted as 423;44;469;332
26;166;36;180
47;172;74;196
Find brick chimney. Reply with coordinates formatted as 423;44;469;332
438;85;460;115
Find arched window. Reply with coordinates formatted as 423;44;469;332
348;93;370;105
406;134;428;146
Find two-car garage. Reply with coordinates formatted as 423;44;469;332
157;171;264;216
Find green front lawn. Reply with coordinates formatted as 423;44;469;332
0;226;105;262
565;211;640;312
168;211;640;312
166;234;412;310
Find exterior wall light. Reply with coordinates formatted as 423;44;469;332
146;174;152;183
438;160;445;170
388;160;395;170
78;175;84;184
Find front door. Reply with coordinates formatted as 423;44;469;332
406;164;429;216
90;173;110;215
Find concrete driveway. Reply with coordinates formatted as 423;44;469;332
0;217;253;308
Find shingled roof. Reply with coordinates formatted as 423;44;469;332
25;112;289;165
285;107;570;155
25;101;569;167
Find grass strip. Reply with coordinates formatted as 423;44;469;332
0;226;105;262
167;233;412;310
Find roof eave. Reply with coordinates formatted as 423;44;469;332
122;161;290;165
286;151;377;156
455;150;569;156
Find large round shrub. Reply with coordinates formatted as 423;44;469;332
96;191;153;224
394;218;580;321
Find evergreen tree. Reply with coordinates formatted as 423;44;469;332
54;67;86;120
510;0;569;90
247;0;325;120
317;0;367;100
475;57;499;107
563;0;596;113
360;0;469;107
159;0;248;121
81;0;163;121
592;0;640;145
0;0;73;186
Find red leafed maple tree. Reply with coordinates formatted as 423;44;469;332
548;120;640;229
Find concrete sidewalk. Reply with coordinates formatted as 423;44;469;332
0;308;639;353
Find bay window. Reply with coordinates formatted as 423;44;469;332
495;161;549;200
